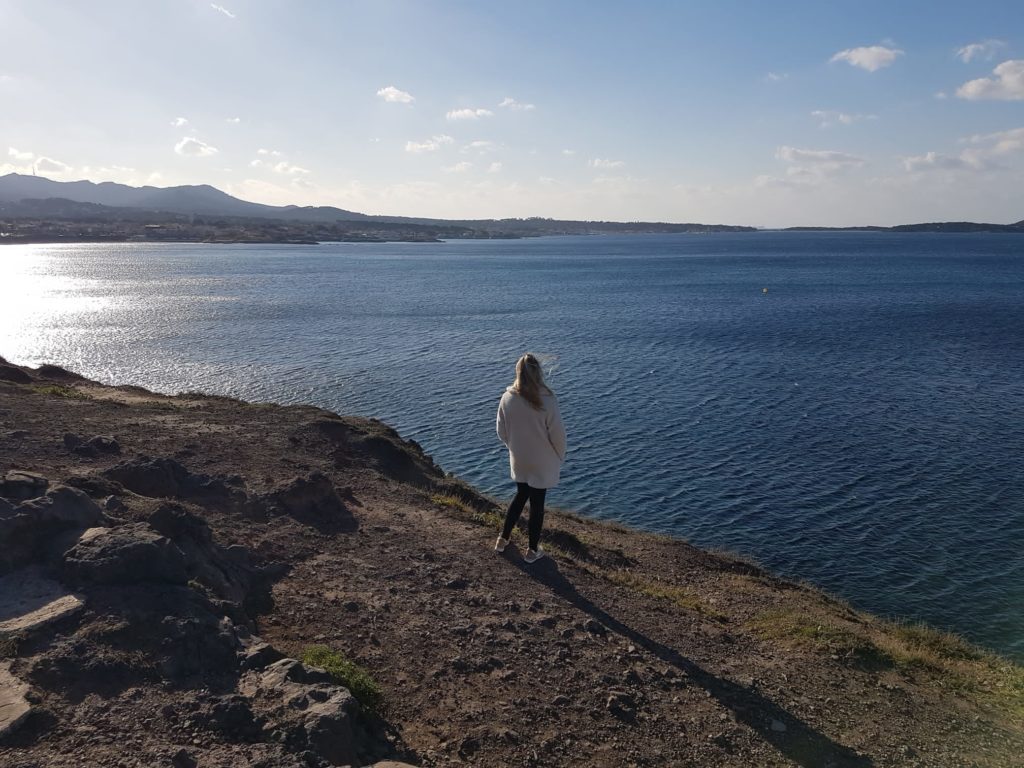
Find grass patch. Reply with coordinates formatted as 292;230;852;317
747;610;887;664
29;384;92;400
431;493;503;529
301;645;384;714
606;570;724;619
879;620;982;666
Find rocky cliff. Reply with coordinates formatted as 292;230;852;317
0;357;1021;767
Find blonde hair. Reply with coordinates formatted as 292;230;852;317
512;353;551;410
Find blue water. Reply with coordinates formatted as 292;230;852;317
2;232;1022;660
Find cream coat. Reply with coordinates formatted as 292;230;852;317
496;387;566;489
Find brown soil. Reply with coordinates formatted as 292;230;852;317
1;361;1022;767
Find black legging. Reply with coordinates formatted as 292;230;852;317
501;482;547;551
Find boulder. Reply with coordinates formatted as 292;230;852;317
0;485;105;574
103;456;231;500
0;470;49;501
62;523;188;585
0;660;32;739
0;364;32;384
0;566;85;635
241;658;360;766
255;473;356;532
147;504;266;610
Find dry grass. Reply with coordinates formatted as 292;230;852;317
747;609;886;663
605;570;724;619
29;383;92;400
431;494;504;529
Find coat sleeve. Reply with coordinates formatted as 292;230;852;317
546;396;567;462
496;397;509;445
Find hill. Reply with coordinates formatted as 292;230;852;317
0;358;1021;767
0;174;755;237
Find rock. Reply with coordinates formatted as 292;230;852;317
255;473;356;531
202;694;262;741
170;748;197;768
370;763;420;768
551;694;571;707
0;660;32;739
582;618;607;636
0;566;85;635
444;578;468;590
34;364;84;381
0;364;32;384
62;523;189;585
607;690;637;722
148;504;262;607
770;718;787;733
239;639;285;671
104;456;231;501
63;433;121;457
241;658;360;766
0;470;49;501
0;485;105;574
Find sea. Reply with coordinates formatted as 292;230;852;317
2;232;1022;661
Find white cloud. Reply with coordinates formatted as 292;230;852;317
443;161;472;173
210;4;236;19
902;128;1024;173
590;158;625;169
956;39;1006;63
463;140;498;153
377;86;414;103
488;162;503;173
405;134;454;153
935;91;948;100
256;148;283;157
273;161;310;175
498;97;535;111
956;60;1024;101
174;137;218;157
561;149;576;156
446;108;494;121
964;126;1024;156
830;45;904;72
171;117;188;127
226;117;241;124
765;72;787;82
902;152;972;172
811;110;878;128
776;146;864;166
34;156;71;174
8;147;34;161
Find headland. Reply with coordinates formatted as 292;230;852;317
0;357;1021;767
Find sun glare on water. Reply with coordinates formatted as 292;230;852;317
0;245;112;367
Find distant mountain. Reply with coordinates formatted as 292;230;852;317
0;173;372;222
0;173;754;234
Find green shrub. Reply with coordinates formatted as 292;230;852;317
301;645;384;713
29;384;91;400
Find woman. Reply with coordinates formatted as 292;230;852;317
495;353;566;563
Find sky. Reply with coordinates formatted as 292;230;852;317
2;0;1024;227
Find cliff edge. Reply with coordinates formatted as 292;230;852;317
0;357;1021;767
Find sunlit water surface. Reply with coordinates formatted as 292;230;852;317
2;234;1022;659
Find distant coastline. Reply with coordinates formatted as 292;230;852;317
2;172;1022;244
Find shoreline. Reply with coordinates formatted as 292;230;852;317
1;356;1022;766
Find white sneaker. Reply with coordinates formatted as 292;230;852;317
523;547;545;564
494;536;509;553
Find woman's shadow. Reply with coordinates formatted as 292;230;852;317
514;556;873;768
